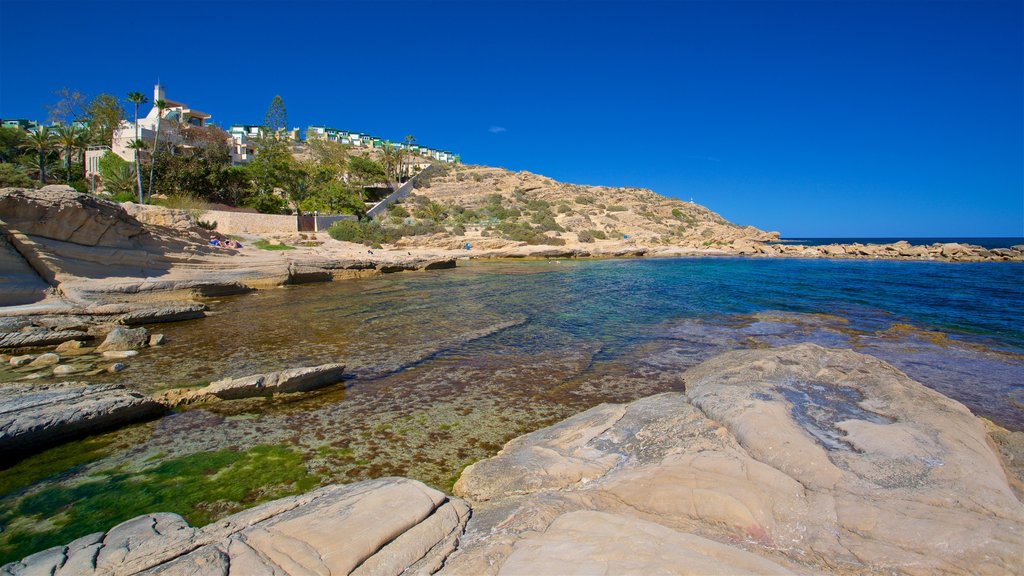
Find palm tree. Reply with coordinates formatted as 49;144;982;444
147;99;167;200
126;91;149;202
54;124;84;184
126;139;148;201
402;135;416;180
380;142;401;183
422;200;446;223
19;126;57;184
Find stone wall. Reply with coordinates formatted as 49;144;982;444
199;210;298;235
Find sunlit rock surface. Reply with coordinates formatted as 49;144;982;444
446;344;1024;575
0;381;162;459
1;478;469;576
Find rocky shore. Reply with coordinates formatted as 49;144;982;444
4;344;1022;574
2;186;1019;354
0;187;455;352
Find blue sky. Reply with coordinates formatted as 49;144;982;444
1;0;1021;237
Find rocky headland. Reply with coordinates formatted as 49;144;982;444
3;344;1022;574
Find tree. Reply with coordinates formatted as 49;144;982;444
54;124;85;184
85;94;125;147
380;142;402;183
19;126;57;184
47;87;90;125
244;135;295;213
126;139;148;200
264;95;288;137
0;126;26;163
306;137;348;174
346;155;387;203
126;92;149;201
147;99;168;200
402;135;416;180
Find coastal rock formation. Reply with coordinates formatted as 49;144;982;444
1;478;470;576
732;239;1024;262
0;187;459;315
445;344;1024;575
155;363;347;406
0;381;163;459
0;330;87;350
0;186;146;249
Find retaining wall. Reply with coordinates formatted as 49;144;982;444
199;210;297;235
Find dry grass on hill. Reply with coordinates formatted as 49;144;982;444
400;164;775;248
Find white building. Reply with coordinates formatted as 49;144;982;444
87;84;213;176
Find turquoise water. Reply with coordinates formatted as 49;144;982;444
777;237;1024;249
2;256;1023;561
84;256;1024;427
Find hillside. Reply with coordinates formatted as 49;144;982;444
392;164;777;249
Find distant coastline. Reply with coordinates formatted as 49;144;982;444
775;237;1024;250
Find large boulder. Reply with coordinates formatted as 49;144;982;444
445;344;1024;575
0;381;163;459
1;477;470;576
95;326;150;352
0;187;145;248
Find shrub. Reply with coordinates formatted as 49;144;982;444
575;195;593;205
108;191;136;203
472;173;483;182
607;205;627;212
671;208;683;219
241;192;286;214
0;163;35;188
328;219;445;246
389;204;410;218
327;220;367;243
197;220;217;230
532;213;564;233
103;165;137;199
557;203;571;214
98;151;129;183
495;221;565;245
69;178;89;194
577;230;595;243
451;224;466;236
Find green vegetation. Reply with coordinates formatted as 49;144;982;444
574;195;594;205
253;239;295;250
328;220;445;245
577;229;608;243
495;221;566;245
606;205;627;212
0;445;319;565
0;437;113;498
0;163;34;188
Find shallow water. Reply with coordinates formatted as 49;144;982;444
2;257;1022;562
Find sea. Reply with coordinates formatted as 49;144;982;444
776;237;1024;249
1;256;1022;561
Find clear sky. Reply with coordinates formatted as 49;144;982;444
1;0;1021;237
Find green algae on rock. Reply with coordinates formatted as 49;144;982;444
0;444;320;565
